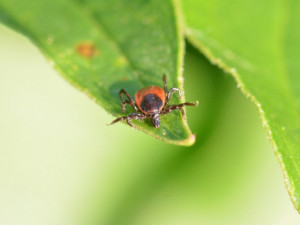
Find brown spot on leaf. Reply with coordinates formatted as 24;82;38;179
76;42;99;59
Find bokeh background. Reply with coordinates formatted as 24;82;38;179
0;23;299;225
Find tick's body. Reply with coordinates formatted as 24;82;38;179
110;75;198;128
135;86;165;114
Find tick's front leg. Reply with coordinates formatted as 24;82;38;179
119;89;138;113
162;101;198;118
126;113;148;128
109;113;147;128
165;88;182;106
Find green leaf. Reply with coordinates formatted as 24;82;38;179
180;0;300;211
0;0;196;146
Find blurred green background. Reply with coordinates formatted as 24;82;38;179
0;24;299;225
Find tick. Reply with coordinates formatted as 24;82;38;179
110;75;198;128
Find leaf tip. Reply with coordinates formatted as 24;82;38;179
176;133;196;146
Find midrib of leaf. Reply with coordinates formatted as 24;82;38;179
171;0;185;96
170;0;192;142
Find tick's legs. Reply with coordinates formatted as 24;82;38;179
162;101;199;119
165;88;182;106
162;75;182;106
163;74;168;93
109;113;147;128
119;89;138;113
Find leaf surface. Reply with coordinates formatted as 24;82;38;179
180;0;300;210
0;0;195;145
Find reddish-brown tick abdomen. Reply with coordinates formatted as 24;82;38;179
135;86;166;114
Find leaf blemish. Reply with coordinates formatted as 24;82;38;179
76;42;99;59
